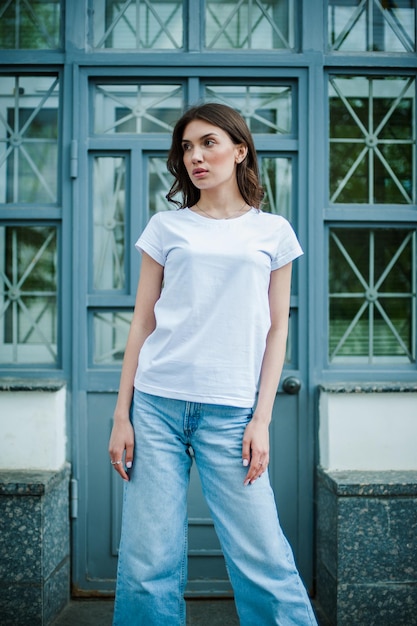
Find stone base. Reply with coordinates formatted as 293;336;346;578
0;465;71;626
316;468;417;626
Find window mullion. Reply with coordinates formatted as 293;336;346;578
187;0;202;52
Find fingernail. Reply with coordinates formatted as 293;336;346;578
126;461;132;469
242;459;249;467
244;480;250;486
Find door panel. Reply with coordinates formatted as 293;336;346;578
269;392;300;548
85;393;119;585
81;389;305;595
185;388;306;596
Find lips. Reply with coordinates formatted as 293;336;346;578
192;168;208;177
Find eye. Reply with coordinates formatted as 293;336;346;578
205;139;215;146
182;143;191;151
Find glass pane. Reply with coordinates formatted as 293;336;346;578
260;157;292;220
206;0;295;50
148;156;179;215
93;311;133;364
0;0;61;49
94;84;183;134
93;157;126;291
329;76;415;205
329;228;416;363
328;0;416;52
0;226;58;364
286;311;293;364
0;74;59;204
205;85;292;135
92;0;183;50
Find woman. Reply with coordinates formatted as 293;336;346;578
109;103;317;626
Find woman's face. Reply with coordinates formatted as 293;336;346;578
181;119;247;194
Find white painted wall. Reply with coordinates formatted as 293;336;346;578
319;391;417;471
0;388;67;471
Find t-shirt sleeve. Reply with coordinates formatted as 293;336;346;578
271;218;303;271
135;213;165;266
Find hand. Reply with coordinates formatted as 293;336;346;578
108;418;134;481
242;416;270;486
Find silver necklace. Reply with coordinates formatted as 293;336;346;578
195;201;248;220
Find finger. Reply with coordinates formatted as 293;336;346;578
125;441;134;468
244;459;260;485
244;457;268;486
242;437;251;468
119;466;129;481
117;462;130;482
110;454;129;481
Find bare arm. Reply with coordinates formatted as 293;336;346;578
242;262;292;485
108;252;164;480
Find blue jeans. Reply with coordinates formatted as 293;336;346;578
113;390;317;626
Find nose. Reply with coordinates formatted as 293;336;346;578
190;146;203;163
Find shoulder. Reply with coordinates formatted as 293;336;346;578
256;210;286;223
147;208;191;229
140;208;187;232
252;210;295;234
154;208;188;221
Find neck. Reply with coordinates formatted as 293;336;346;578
196;191;247;217
195;200;249;220
198;185;242;208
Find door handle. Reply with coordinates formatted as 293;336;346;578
282;376;301;395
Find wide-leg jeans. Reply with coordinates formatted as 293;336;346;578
113;390;317;626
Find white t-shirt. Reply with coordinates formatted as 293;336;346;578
134;208;303;407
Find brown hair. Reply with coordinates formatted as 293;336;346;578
166;103;264;209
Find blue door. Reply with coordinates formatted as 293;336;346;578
71;67;314;596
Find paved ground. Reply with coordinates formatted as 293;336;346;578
52;599;239;626
52;598;328;626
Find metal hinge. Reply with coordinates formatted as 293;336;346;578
70;478;79;519
70;139;78;179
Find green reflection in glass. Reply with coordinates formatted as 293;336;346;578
0;0;61;49
329;76;415;205
328;0;415;53
329;228;415;363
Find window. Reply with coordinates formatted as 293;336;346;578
92;0;183;49
205;0;296;50
93;83;183;134
0;73;60;366
205;85;293;134
329;75;415;205
328;0;416;53
0;0;61;49
91;0;297;51
92;156;127;292
0;74;60;205
327;73;416;365
329;227;416;363
93;310;132;364
0;225;58;364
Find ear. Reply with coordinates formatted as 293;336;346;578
235;144;248;164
